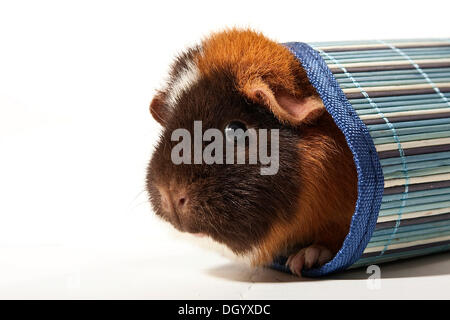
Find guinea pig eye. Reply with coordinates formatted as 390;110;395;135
225;121;248;141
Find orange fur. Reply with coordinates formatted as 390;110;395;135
253;114;358;265
196;28;318;123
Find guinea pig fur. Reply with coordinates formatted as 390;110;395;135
146;29;357;276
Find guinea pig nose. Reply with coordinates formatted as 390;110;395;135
157;185;188;214
173;189;188;210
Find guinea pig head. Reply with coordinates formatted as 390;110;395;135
146;30;353;263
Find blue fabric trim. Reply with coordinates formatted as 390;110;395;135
270;42;385;276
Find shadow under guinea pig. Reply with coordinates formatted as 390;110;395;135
206;262;309;283
206;251;450;282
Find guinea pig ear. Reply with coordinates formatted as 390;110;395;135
149;91;169;125
242;79;325;125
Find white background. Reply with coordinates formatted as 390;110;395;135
0;0;449;299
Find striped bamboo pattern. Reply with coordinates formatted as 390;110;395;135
311;39;450;268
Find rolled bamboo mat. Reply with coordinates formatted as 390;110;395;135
271;39;450;276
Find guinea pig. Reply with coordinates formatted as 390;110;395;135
146;29;357;276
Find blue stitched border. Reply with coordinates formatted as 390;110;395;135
270;42;385;276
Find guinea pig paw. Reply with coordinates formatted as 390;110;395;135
304;245;333;269
286;245;333;277
286;248;306;277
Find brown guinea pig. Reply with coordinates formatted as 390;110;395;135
146;29;357;276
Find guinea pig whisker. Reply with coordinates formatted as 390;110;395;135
129;200;151;210
128;189;149;209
